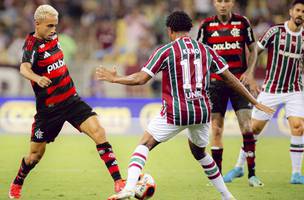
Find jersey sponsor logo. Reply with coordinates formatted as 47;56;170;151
44;51;51;59
231;28;240;37
212;41;241;50
210;22;219;26
47;59;65;73
35;129;44;139
185;90;203;100
231;21;241;25
264;27;279;41
278;50;302;59
211;31;219;37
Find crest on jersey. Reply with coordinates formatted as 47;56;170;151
231;28;240;37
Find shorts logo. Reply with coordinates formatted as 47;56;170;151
35;129;44;139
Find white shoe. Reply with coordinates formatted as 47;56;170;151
107;189;135;200
222;195;237;200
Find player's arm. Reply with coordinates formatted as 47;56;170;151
96;66;151;85
220;69;274;114
20;62;52;88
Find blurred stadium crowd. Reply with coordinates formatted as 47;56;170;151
0;0;292;97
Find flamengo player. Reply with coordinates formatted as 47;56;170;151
226;0;304;184
96;11;273;200
197;0;262;186
8;5;124;199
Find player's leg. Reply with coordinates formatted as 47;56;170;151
209;80;229;174
9;142;46;199
108;114;183;200
79;115;124;191
187;124;235;200
285;92;304;184
224;91;276;184
288;117;304;184
66;99;124;192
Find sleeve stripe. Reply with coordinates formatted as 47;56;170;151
141;68;155;77
215;64;229;74
257;41;265;49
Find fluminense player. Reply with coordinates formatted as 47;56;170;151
197;0;262;186
225;0;304;184
8;5;125;199
96;11;274;200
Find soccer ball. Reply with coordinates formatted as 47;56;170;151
134;173;156;200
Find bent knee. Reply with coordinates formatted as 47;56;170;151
291;123;304;135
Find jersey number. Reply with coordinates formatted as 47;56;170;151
180;58;203;100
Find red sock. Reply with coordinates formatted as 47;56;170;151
242;132;256;178
211;147;223;174
97;142;121;181
13;158;35;185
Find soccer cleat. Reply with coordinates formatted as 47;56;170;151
290;172;304;184
114;179;126;193
223;167;244;183
248;176;264;187
222;196;237;200
8;183;22;199
107;189;135;200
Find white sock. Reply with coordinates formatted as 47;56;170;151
124;145;149;191
235;147;247;168
290;136;304;174
198;154;232;198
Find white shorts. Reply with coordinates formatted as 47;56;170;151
252;91;304;120
146;114;210;148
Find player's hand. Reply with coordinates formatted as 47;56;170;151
36;76;52;88
239;72;253;85
248;79;261;98
254;103;275;115
96;66;117;83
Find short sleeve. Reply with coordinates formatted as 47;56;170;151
141;45;169;77
243;17;255;45
258;26;279;49
206;46;229;74
21;38;37;64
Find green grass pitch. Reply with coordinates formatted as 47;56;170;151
0;134;304;200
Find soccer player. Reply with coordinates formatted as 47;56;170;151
8;5;124;199
96;11;273;200
225;0;304;184
196;0;262;186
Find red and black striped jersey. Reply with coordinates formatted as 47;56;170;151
22;33;77;110
197;13;255;80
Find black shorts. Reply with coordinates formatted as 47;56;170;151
31;97;97;143
209;80;252;116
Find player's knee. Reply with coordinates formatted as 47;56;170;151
28;152;43;165
252;125;263;135
291;123;304;135
212;125;223;138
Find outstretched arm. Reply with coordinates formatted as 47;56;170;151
96;66;152;86
220;69;274;114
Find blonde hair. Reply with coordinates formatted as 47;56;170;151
34;5;58;22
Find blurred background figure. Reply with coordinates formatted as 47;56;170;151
0;0;292;98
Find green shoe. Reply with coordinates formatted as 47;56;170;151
248;176;264;187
